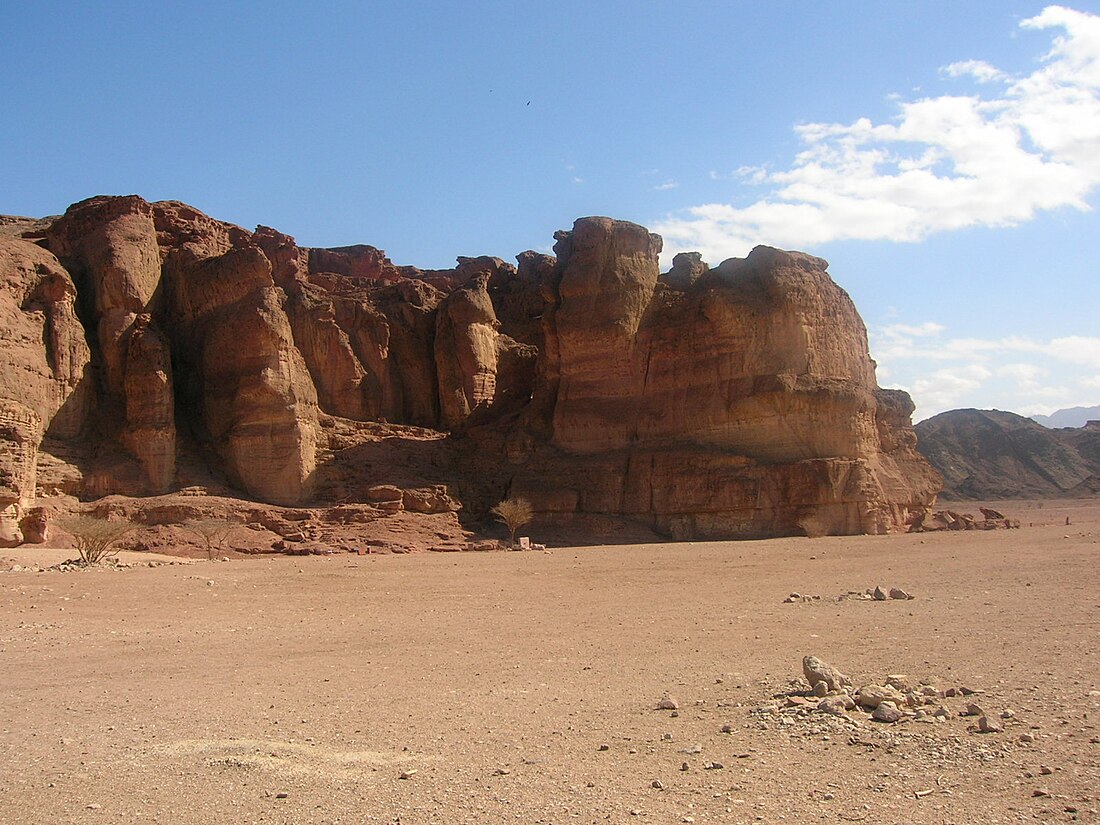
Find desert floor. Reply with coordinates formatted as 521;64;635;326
2;499;1098;824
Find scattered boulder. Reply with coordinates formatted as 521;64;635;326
657;694;680;711
818;696;850;717
977;715;1004;733
802;656;851;692
856;684;908;710
872;701;906;723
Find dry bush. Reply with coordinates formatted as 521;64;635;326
183;518;242;559
59;515;133;566
491;497;534;546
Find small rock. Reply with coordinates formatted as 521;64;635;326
885;675;911;692
598;743;610;751
1033;788;1051;798
680;762;689;771
719;724;733;734
1001;709;1016;719
872;586;888;601
802;656;851;692
1039;765;1053;776
398;770;416;780
493;768;511;776
977;716;1004;733
962;703;985;717
275;792;289;798
657;694;680;710
651;780;663;789
856;685;907;710
85;804;102;810
872;701;905;723
888;587;913;600
818;697;849;717
811;681;829;697
704;761;724;770
1019;733;1035;744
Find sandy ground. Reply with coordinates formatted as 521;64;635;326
1;498;1098;824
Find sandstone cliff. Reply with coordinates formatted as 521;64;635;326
0;197;939;547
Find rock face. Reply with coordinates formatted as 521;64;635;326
518;220;940;538
0;198;940;545
0;238;91;544
916;409;1100;499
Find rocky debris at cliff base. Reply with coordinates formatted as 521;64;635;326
911;510;1021;532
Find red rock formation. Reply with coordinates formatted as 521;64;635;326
435;275;502;428
0;198;939;547
0;238;91;543
162;235;319;506
121;315;176;492
47;196;162;396
513;218;939;537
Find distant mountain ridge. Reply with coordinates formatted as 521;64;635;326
915;409;1100;500
1031;405;1100;429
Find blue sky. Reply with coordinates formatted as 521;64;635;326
3;2;1099;420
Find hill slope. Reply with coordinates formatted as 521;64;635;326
915;409;1100;499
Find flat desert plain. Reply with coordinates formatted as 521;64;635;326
2;499;1098;824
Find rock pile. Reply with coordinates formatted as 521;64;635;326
910;508;1020;532
753;657;1018;737
838;586;915;601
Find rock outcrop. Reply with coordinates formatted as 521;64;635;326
0;238;91;544
0;196;940;548
510;220;940;538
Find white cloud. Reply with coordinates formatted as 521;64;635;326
653;180;680;191
942;59;1009;83
870;320;1100;419
997;362;1048;388
653;7;1100;264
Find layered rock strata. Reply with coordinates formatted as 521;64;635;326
0;238;91;544
0;197;939;544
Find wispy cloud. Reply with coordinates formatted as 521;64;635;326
870;321;1100;418
654;6;1100;263
653;180;679;191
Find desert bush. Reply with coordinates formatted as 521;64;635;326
491;497;534;547
59;515;133;566
183;518;241;559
